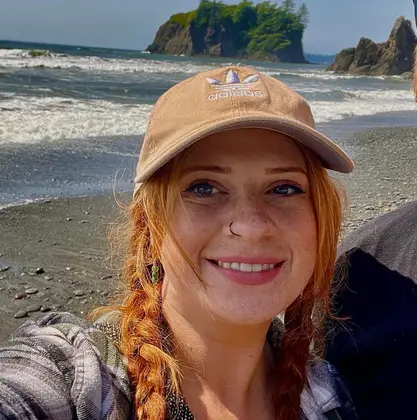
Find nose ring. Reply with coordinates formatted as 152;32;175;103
229;222;241;237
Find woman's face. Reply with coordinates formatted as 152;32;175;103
161;128;317;325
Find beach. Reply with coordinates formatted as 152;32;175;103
1;41;417;343
1;125;417;343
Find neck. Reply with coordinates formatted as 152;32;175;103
163;301;274;412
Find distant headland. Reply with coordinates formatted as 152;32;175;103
146;0;309;63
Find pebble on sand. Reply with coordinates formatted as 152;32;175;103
14;310;29;319
0;267;10;273
14;292;27;300
74;289;86;297
27;304;42;313
25;287;39;295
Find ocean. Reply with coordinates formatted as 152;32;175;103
0;40;416;207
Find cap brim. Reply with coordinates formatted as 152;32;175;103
135;114;354;188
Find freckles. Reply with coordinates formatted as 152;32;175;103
172;204;217;244
276;204;315;232
276;204;317;258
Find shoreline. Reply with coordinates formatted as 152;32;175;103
1;124;417;343
1;110;417;210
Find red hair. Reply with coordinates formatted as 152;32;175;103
92;145;345;420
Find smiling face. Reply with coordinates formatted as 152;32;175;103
161;128;317;325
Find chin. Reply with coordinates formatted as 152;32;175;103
203;288;293;326
208;304;281;326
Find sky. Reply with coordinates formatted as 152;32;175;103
0;0;414;54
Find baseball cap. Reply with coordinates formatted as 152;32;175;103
134;65;354;191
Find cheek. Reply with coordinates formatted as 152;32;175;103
160;205;219;303
280;203;317;264
162;204;218;268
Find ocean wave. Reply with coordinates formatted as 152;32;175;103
0;48;214;75
266;68;389;82
0;197;52;210
311;90;416;123
0;94;153;144
1;87;415;144
299;87;414;102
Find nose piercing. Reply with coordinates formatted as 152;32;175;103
229;222;241;237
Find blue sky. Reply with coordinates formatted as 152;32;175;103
0;0;414;54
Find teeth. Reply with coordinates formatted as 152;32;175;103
240;263;252;272
217;261;277;272
251;264;263;272
231;262;240;270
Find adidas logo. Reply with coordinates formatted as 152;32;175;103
206;69;265;101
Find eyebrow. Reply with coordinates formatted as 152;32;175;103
265;166;307;175
182;165;307;175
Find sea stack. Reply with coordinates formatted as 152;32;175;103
328;16;416;76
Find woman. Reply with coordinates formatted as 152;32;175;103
0;66;355;420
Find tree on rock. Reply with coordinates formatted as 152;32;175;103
297;3;309;27
282;0;295;12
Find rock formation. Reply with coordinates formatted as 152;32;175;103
147;2;308;63
328;16;416;76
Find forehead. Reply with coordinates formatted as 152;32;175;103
181;129;307;169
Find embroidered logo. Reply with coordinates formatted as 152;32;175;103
206;69;265;101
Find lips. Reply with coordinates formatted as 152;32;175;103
207;258;284;286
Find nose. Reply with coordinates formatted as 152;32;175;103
225;194;273;242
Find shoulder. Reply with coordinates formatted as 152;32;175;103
302;361;357;420
266;319;356;419
0;311;131;420
339;200;417;257
11;311;127;374
337;200;417;283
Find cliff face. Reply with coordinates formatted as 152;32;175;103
148;23;193;56
147;15;307;63
328;16;416;76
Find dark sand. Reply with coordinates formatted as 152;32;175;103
1;125;417;343
0;194;129;341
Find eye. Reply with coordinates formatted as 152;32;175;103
270;183;305;196
185;182;220;198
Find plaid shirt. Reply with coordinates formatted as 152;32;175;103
0;312;356;420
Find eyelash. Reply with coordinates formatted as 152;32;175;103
184;181;305;198
185;181;221;198
270;184;305;196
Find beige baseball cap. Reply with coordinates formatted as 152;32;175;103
134;65;353;191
